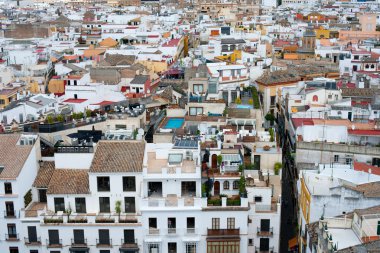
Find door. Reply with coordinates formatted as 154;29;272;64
348;112;352;121
48;230;59;245
28;226;37;242
254;155;261;170
124;229;135;244
261;219;270;232
38;189;47;203
99;229;110;245
136;87;140;93
5;202;15;216
211;154;217;169
213;181;220;195
74;229;85;244
260;238;270;251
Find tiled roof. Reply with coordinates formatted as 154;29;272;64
33;162;55;188
347;181;380;198
130;75;149;84
0;134;34;179
89;141;145;173
47;169;89;194
101;54;135;66
341;88;380;97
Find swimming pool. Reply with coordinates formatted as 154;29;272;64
164;118;184;129
236;104;253;109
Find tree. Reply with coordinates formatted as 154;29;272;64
56;114;64;122
115;200;122;221
238;175;246;197
235;97;242;104
217;155;223;168
86;109;92;118
65;205;72;221
46;115;54;124
265;113;275;125
274;162;282;175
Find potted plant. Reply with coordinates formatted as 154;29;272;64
115;200;122;221
263;145;271;151
65;205;72;221
217;155;223;169
274;162;282;175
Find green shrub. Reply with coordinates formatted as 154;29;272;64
46;115;54;124
274;162;282;175
227;198;241;206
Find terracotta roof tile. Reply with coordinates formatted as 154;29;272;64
346;181;380;198
90;141;145;173
0;134;34;179
47;169;89;194
33;162;55;188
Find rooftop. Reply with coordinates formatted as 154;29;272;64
47;169;89;195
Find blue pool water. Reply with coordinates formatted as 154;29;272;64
164;118;184;129
236;104;253;109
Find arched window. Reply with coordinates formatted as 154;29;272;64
365;64;370;69
223;181;230;190
371;64;375;69
312;95;318;102
233;181;239;189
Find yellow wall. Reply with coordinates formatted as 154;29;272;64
0;93;17;109
137;60;168;73
29;81;40;94
315;28;330;39
300;178;311;224
48;79;65;94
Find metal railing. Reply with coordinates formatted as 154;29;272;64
4;210;18;218
120;238;138;246
147;228;160;235
46;239;62;247
5;233;19;240
96;238;112;246
255;246;274;253
71;238;87;246
257;227;273;236
167;228;177;234
24;236;41;244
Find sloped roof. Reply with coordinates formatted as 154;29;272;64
0;134;34;179
130;75;149;84
90;141;145;173
33;162;55;188
47;169;89;194
99;37;118;47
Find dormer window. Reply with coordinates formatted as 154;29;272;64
168;154;183;165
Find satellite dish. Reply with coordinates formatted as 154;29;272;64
138;128;144;135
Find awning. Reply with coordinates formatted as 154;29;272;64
288;236;298;249
119;247;139;252
69;247;89;253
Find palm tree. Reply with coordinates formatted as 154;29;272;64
115;200;122;221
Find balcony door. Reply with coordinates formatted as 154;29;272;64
98;229;110;245
48;230;59;245
73;229;85;244
261;219;270;232
260;238;269;251
213;181;220;196
27;226;37;242
5;202;15;217
124;229;135;244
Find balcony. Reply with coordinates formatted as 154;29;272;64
147;228;160;235
207;228;240;237
24;237;41;245
255;246;274;253
141;197;202;209
120;238;139;251
167;228;177;235
96;238;112;247
4;210;18;218
185;228;197;235
46;239;62;248
71;238;87;247
5;233;19;241
257;227;273;236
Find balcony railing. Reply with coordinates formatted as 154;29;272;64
255;246;274;253
96;238;112;247
46;239;62;248
186;228;196;234
257;227;273;236
5;233;19;241
147;228;160;235
71;238;87;247
120;238;138;248
24;236;41;244
167;228;177;235
207;228;240;237
4;210;18;218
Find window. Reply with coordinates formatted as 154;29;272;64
0;99;5;104
254;196;262;202
377;221;380;235
185;242;197;253
73;229;85;245
260;219;270;232
187;217;195;233
209;82;217;94
354;55;359;60
99;197;110;213
168;242;177;253
233;181;239;189
147;243;160;253
54;198;65;213
9;247;18;253
4;182;12;194
189;107;203;116
75;198;86;213
100;250;110;253
248;239;253;246
193;84;204;93
123;177;136;191
123;229;135;244
212;218;220;229
30;250;38;253
74;94;78;99
5;201;15;217
227;218;235;229
334;155;339;163
149;217;157;228
7;223;17;239
48;230;60;245
97;177;110;192
124;197;136;213
223;181;230;190
259;238;269;251
328;94;332;99
207;241;239;253
98;229;110;245
168;217;176;233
